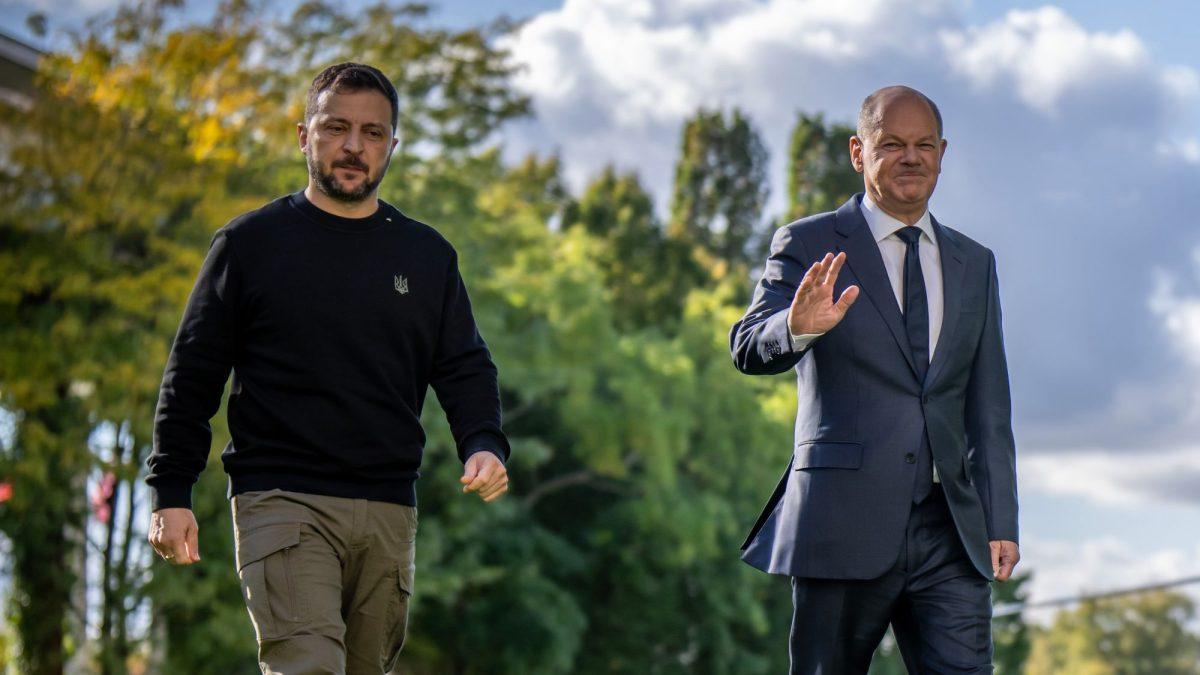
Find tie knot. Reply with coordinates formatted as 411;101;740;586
895;226;922;247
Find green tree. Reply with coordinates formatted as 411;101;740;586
1026;590;1200;675
668;108;769;276
784;112;861;222
561;166;692;330
0;0;282;669
992;570;1033;675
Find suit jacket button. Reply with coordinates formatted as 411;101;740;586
922;395;932;404
905;453;916;464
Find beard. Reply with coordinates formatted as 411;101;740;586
307;153;387;204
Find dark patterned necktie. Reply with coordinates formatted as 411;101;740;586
896;226;933;503
895;226;929;383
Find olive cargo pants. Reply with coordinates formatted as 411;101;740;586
231;489;417;674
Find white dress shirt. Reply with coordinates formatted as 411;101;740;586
859;195;944;358
788;194;946;480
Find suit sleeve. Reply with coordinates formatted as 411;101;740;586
430;251;511;464
964;251;1019;543
147;228;239;510
730;225;812;375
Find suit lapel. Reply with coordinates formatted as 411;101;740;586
925;216;965;389
833;196;919;380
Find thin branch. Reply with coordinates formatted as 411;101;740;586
993;575;1200;618
522;454;639;509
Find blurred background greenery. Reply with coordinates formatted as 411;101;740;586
0;1;1196;673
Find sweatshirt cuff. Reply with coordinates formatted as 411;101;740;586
149;479;195;511
460;431;510;464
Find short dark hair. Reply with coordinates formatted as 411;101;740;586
857;86;943;139
305;62;399;132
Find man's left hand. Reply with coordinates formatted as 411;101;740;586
989;540;1020;581
460;451;508;503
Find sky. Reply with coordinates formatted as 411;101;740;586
5;0;1200;619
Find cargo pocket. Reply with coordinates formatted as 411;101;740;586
235;523;304;642
381;553;415;671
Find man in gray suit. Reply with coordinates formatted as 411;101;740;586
731;86;1019;673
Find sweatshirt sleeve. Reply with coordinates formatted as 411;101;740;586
146;228;239;510
429;251;511;464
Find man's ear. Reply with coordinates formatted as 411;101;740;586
849;136;864;173
297;122;309;152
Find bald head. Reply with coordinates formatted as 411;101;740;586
857;86;943;140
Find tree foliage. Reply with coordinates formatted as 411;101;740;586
668;108;769;277
1026;590;1200;675
784;112;861;222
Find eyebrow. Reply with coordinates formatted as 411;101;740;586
879;133;939;143
321;117;388;131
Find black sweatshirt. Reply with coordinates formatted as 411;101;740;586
147;191;509;510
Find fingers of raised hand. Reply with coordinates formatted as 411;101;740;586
796;253;834;300
796;261;820;296
834;284;860;316
824;252;847;286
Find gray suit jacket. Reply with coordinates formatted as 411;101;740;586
730;194;1018;580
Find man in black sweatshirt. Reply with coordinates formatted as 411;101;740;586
146;62;510;673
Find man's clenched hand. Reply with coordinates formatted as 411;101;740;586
149;508;201;565
460;451;508;503
990;540;1020;581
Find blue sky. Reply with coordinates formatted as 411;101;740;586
5;0;1200;613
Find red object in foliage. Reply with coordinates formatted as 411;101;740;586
91;472;117;524
0;481;11;504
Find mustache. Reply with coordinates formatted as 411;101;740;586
332;159;368;172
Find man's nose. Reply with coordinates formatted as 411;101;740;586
342;128;365;154
900;144;920;164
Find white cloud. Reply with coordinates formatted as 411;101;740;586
1020;447;1200;507
1150;254;1200;367
940;7;1151;116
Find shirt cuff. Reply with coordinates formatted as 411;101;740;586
789;331;824;352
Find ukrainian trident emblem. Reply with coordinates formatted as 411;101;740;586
394;275;409;295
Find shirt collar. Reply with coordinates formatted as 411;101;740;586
860;194;936;246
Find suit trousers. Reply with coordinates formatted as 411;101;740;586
231;489;417;675
788;485;992;674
